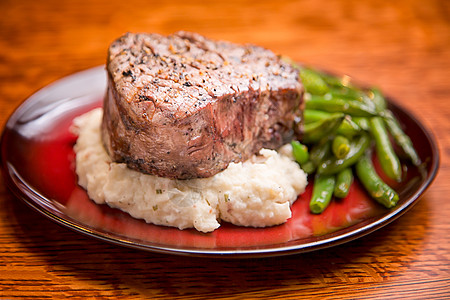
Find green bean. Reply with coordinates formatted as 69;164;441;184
361;93;378;111
304;110;361;138
336;116;362;138
318;133;371;175
305;98;378;117
320;73;354;89
303;113;345;143
310;174;336;214
332;135;351;159
310;139;332;166
286;60;329;95
369;88;387;113
291;141;309;164
299;68;330;95
353;117;370;131
355;151;399;208
316;73;374;112
308;94;332;101
289;62;362;100
330;86;365;102
301;160;316;174
383;110;421;166
304;109;332;124
370;117;402;182
334;168;354;198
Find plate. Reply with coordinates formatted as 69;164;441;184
0;66;439;258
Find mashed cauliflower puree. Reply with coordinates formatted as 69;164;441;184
72;108;308;233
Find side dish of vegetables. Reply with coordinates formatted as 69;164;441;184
291;64;421;214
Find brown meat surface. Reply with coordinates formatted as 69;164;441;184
102;31;304;179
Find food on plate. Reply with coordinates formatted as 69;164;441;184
102;31;304;179
356;150;399;208
333;168;354;199
309;174;336;214
72;32;307;233
289;65;421;213
72;31;421;233
72;109;307;233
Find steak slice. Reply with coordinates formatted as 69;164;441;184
102;31;304;179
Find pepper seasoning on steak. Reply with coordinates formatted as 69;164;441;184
102;31;304;179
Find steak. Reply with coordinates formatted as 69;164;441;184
102;31;304;179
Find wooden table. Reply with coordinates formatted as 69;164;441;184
1;0;449;298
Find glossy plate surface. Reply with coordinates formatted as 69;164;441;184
0;66;439;258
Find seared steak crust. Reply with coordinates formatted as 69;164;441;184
102;32;303;179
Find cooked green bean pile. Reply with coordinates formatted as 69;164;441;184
291;65;421;214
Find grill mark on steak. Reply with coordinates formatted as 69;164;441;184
102;31;304;179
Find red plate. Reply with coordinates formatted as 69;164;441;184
0;66;439;258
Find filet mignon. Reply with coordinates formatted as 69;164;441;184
102;31;304;179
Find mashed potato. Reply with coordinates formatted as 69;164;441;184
72;108;307;233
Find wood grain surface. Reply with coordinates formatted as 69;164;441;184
1;0;449;298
